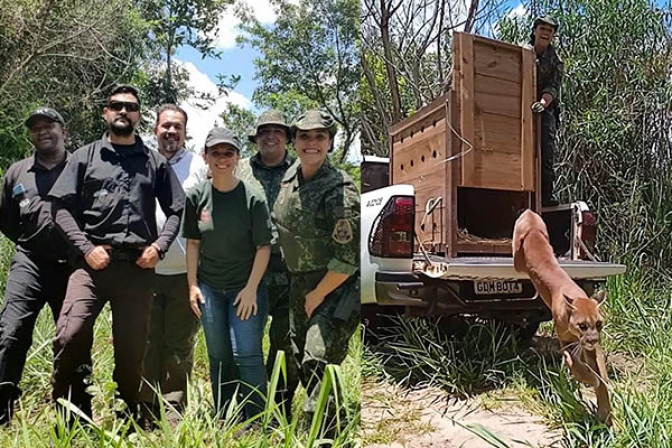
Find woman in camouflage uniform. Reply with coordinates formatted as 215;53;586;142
273;110;360;424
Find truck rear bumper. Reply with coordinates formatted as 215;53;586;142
373;257;623;317
374;270;556;319
416;256;626;281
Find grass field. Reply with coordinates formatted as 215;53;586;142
363;266;672;447
0;236;362;447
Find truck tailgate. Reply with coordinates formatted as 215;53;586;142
416;255;626;280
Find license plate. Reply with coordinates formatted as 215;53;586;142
474;280;523;295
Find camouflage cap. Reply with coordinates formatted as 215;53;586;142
25;107;65;128
291;110;337;137
248;109;291;143
533;16;559;31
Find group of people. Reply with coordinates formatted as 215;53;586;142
0;84;360;433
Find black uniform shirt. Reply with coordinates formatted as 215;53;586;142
48;133;185;256
0;154;72;259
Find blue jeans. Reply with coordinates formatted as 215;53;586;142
198;282;268;419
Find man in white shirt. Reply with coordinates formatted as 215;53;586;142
140;104;206;426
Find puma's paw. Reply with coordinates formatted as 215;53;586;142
597;407;613;427
562;350;573;368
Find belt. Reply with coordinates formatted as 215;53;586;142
106;249;142;262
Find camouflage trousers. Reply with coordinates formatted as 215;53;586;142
264;267;298;414
541;109;558;203
289;271;359;415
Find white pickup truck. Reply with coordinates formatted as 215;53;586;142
361;157;627;336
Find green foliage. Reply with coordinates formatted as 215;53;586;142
136;0;234;105
238;0;360;162
0;0;153;166
220;103;258;157
498;0;672;274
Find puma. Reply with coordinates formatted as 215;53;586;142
513;209;612;426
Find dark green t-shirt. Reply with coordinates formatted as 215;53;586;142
182;179;273;290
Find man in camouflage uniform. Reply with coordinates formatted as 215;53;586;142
237;109;297;415
530;15;564;206
273;110;360;427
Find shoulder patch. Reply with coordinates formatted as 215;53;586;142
332;218;353;244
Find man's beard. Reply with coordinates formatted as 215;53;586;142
160;138;180;154
109;118;134;137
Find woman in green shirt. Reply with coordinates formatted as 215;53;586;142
182;127;272;421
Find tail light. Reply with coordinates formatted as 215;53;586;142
580;211;596;259
369;196;415;258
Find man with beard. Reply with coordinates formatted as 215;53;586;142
0;108;73;425
139;104;206;427
48;85;185;423
237;109;297;416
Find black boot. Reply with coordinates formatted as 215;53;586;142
0;399;14;426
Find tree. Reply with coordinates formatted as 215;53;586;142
498;0;672;271
137;0;235;105
0;0;152;167
238;0;360;162
220;103;258;157
361;0;506;155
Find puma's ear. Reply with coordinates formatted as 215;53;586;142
564;294;576;309
592;290;607;307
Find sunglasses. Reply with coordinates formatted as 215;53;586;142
107;101;140;113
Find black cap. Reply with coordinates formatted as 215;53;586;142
25;107;65;128
108;84;140;104
204;127;241;152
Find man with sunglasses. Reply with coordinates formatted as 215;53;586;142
0;108;73;425
237;109;297;416
48;85;185;423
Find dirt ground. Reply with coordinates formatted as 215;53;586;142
362;380;562;448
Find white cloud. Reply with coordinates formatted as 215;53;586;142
143;61;250;152
212;0;299;49
509;3;527;19
178;61;251;151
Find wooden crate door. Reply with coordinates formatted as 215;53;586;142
454;33;535;191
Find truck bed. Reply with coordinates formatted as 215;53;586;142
414;255;626;281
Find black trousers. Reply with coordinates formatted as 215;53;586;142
0;250;71;421
541;109;558;203
51;261;154;419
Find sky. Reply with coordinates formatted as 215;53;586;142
174;0;365;162
173;1;272;153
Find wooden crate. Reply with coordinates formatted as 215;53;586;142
390;33;540;257
453;32;536;191
390;94;455;254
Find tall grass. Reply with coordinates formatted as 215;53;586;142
364;268;672;447
0;235;361;447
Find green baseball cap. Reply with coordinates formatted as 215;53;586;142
248;109;291;143
291;110;337;137
205;127;241;152
533;16;559;31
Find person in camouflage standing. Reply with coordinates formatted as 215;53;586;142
530;15;564;207
273;110;359;430
237;109;297;416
